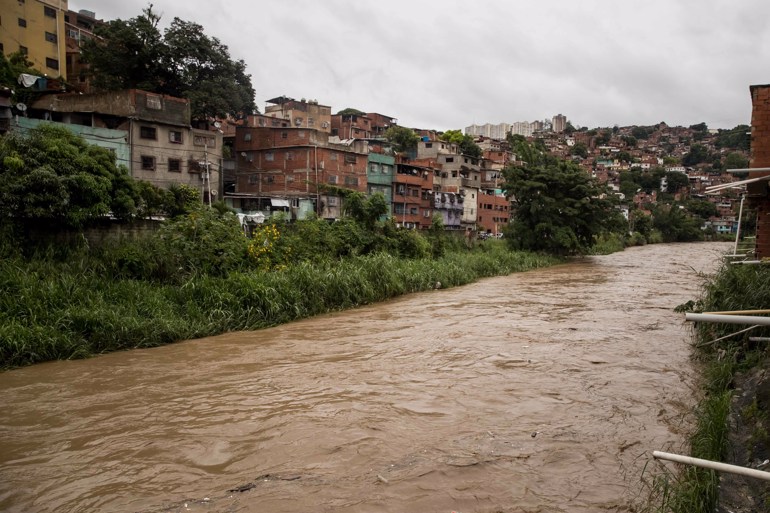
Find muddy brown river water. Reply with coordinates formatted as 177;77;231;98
0;243;730;513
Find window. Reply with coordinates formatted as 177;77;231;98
344;154;357;164
382;165;391;174
141;156;156;170
425;143;432;148
308;118;315;127
266;175;275;183
46;58;59;70
345;176;358;186
265;152;274;162
327;197;338;206
44;6;56;17
145;94;162;110
168;158;181;173
19;46;28;55
445;157;454;163
328;175;337;184
285;152;294;161
168;130;182;144
249;174;258;184
140;126;157;139
330;152;338;161
18;18;27;28
286;174;294;182
45;32;57;44
369;163;379;173
281;131;288;139
243;132;251;141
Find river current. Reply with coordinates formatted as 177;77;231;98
0;242;730;512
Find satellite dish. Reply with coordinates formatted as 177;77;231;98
211;190;217;196
213;121;221;129
16;103;27;111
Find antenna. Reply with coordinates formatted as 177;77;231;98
213;121;221;129
16;103;27;112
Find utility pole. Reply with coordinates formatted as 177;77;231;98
204;141;212;207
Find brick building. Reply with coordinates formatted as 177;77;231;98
748;85;770;258
232;126;369;220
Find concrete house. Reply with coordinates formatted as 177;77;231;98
29;89;223;202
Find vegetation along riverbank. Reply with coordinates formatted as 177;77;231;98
638;261;770;512
0;222;560;370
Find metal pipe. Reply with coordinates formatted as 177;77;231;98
653;451;770;481
685;313;770;326
708;309;770;315
734;194;745;256
727;167;770;173
695;324;759;347
749;337;770;342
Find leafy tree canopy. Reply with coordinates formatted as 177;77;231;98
594;130;612;145
336;108;366;116
665;170;690;193
571;142;588;159
724;152;749;171
501;143;625;256
681;143;710;167
0;51;43;107
439;130;482;159
80;6;256;120
631;126;655;140
715;125;750;151
0;124;141;228
384;126;419;154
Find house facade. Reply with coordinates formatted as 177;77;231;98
29;89;223;201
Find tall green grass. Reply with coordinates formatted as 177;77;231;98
638;261;770;512
0;240;559;369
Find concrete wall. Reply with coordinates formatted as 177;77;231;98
12;117;130;168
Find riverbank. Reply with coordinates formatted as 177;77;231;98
0;241;559;369
641;260;770;512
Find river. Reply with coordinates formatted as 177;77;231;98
0;242;730;513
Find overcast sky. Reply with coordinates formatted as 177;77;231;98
69;0;770;132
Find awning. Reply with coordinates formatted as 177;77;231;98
270;198;290;208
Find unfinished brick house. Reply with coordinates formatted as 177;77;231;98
748;84;770;258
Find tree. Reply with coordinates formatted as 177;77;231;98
621;135;637;148
684;199;718;220
715;125;750;151
594;130;612;145
571;142;588;159
0;124;142;228
0;51;43;107
439;130;482;159
384;126;419;154
652;204;703;242
631;126;654;140
724;152;749;171
80;6;256;120
665;171;690;193
615;151;632;163
501;144;623;256
681;144;710;166
336;108;365;116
